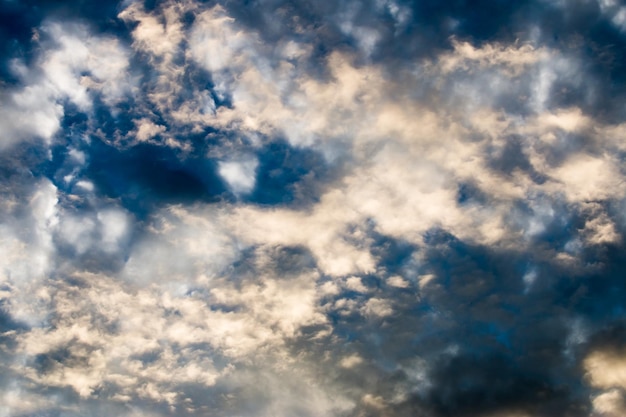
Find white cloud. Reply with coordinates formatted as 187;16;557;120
75;180;94;192
585;348;626;390
345;276;369;292
108;2;626;270
362;297;393;318
97;209;130;253
579;203;620;245
119;2;221;131
134;118;167;142
0;386;59;417
586;346;626;416
387;275;409;288
13;273;224;401
0;22;132;150
123;205;239;286
118;2;186;62
120;3;626;263
7;231;344;410
0;84;63;148
418;274;436;289
549;153;626;202
218;157;259;196
339;354;364;368
188;6;250;73
55;206;130;256
361;393;386;409
598;0;626;31
438;39;549;76
58;214;96;254
0;180;57;326
593;389;626;417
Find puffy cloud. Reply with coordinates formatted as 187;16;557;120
362;297;393;318
549;153;626;203
0;179;58;326
188;6;251;73
0;21;132;149
118;2;187;62
585;348;626;390
97;209;131;253
387;275;410;288
134;118;167;142
218;156;259;196
5;230;351;414
585;345;626;417
592;389;626;417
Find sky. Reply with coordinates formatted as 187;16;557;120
1;0;626;416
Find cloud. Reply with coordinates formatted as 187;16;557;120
134;118;167;142
585;347;626;391
188;5;250;73
0;179;58;326
592;389;626;417
0;20;132;150
585;336;626;417
2;0;626;416
362;297;393;318
118;2;187;62
5;231;354;415
387;275;410;288
218;156;259;196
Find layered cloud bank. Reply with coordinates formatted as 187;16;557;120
2;0;626;416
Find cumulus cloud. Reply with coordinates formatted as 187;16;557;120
0;179;58;326
218;156;259;196
592;389;626;417
585;348;626;390
0;21;132;149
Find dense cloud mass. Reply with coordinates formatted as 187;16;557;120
2;0;626;416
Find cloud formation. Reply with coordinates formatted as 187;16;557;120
1;0;626;416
